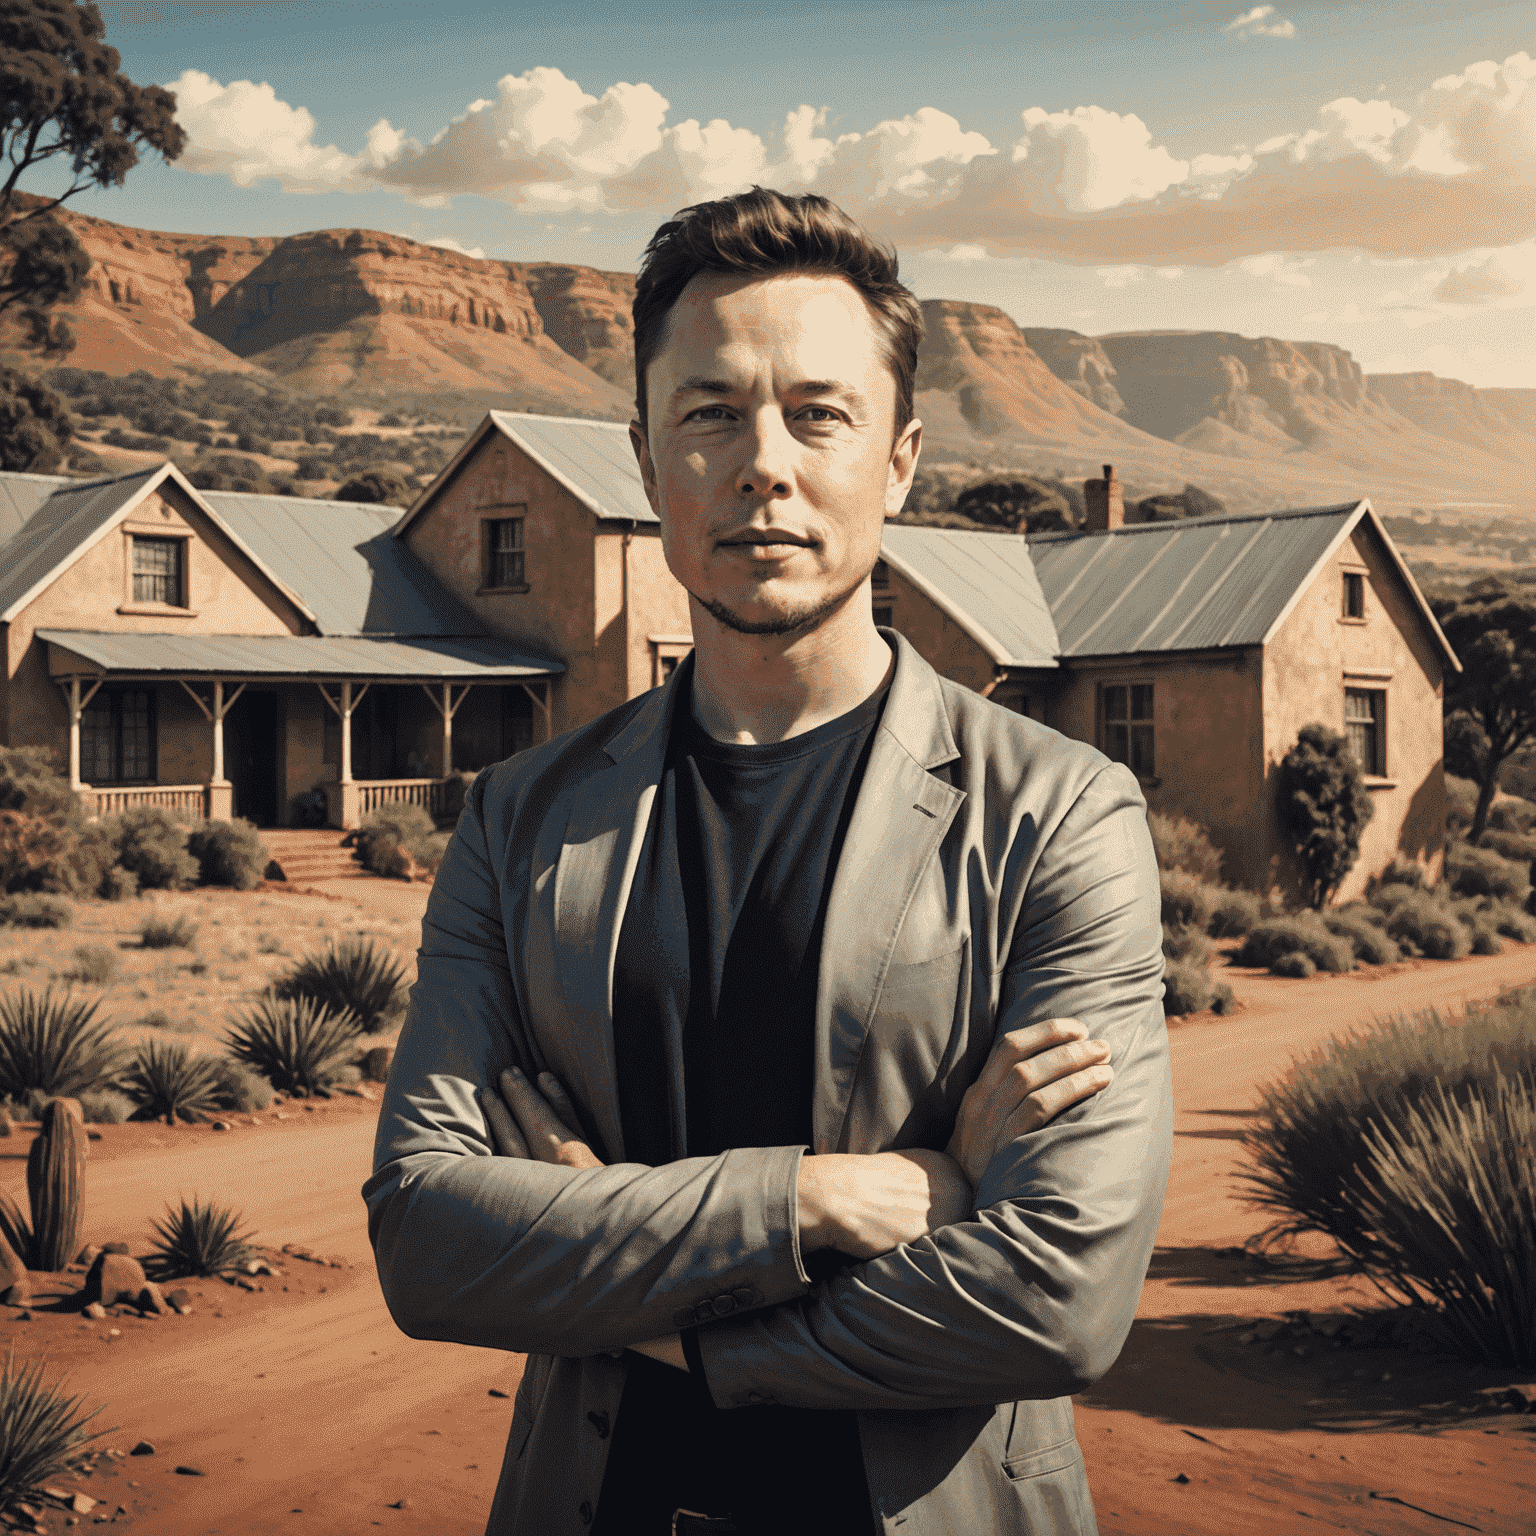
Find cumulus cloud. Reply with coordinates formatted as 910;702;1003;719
1222;7;1296;39
1433;252;1524;303
164;53;1534;266
426;236;487;259
1239;253;1313;286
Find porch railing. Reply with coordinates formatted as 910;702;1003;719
355;777;447;820
80;784;207;820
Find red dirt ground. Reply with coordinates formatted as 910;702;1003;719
3;887;1533;1535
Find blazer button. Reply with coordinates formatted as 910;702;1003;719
579;1499;594;1524
731;1286;757;1308
711;1294;737;1315
587;1410;610;1439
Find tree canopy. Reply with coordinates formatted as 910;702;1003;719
1279;722;1375;909
0;366;71;470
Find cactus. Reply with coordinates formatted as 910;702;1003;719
25;1098;87;1272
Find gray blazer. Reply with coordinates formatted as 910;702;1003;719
363;629;1172;1536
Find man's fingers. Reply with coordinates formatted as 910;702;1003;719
1008;1063;1115;1137
1006;1037;1111;1096
480;1087;530;1159
538;1071;583;1135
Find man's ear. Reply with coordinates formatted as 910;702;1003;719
630;419;663;520
885;417;923;520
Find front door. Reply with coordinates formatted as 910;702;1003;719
228;691;279;826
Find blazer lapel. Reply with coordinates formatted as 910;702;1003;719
813;632;965;1154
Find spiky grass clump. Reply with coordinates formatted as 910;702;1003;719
120;1040;225;1126
0;1345;115;1516
223;996;357;1097
273;937;405;1036
0;988;128;1104
144;1196;259;1281
137;913;198;950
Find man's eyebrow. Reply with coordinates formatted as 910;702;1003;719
671;377;736;399
794;379;871;413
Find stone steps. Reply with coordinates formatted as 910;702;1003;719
259;830;364;883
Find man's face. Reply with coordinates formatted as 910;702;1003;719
632;272;920;638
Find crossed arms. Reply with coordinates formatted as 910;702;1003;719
362;762;1172;1413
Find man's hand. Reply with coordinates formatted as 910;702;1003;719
479;1066;604;1169
945;1017;1112;1187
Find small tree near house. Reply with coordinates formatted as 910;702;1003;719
1279;723;1375;909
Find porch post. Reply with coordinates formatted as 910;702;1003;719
211;681;226;783
340;680;354;784
68;678;82;790
442;681;452;776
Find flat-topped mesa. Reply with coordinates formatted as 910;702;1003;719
1022;328;1129;418
518;264;637;390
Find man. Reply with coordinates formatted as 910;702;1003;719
363;187;1171;1536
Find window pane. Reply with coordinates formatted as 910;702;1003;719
489;518;525;587
132;538;181;604
1131;684;1154;721
120;690;152;780
1107;723;1129;765
81;700;115;783
1103;686;1127;724
1344;573;1364;619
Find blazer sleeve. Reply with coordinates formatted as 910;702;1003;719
360;771;813;1359
692;761;1173;1411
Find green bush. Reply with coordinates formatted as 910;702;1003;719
1444;773;1479;835
1208;888;1263;938
206;1055;274;1112
75;1088;134;1124
113;807;196;890
1371;856;1426;892
1147;811;1224;882
1162;959;1232;1017
1235;915;1355;974
1240;991;1536;1365
1159;869;1219;933
187;818;268;890
1322;908;1402;966
352;801;446;879
0;1345;114;1514
137;912;198;949
1279;723;1375;908
121;1039;225;1124
0;987;128;1103
0;894;71;929
1375;888;1472;960
144;1195;260;1280
272;936;406;1035
223;996;357;1098
1487;901;1536;942
1162;924;1213;966
1446;841;1528;903
1271;950;1317;978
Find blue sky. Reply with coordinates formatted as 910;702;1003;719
42;0;1536;385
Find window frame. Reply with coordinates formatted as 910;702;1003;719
479;508;530;594
122;531;191;612
1099;679;1157;781
79;687;157;785
1342;570;1366;622
1344;685;1387;777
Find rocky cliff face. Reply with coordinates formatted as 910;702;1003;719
519;264;637;391
1021;329;1128;417
1368;373;1535;465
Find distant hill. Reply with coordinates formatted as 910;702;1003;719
1;203;1530;518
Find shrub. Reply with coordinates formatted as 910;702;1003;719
1162;924;1213;966
1147;811;1224;882
0;1345;115;1515
1444;773;1479;836
352;801;445;880
223;996;357;1097
1163;959;1219;1016
1371;856;1426;892
1446;841;1529;904
1488;901;1536;942
0;810;71;895
0;895;71;929
1377;889;1472;960
1279;723;1375;908
75;1088;133;1124
206;1055;274;1112
1271;950;1317;978
96;861;138;903
113;807;196;891
1235;915;1355;974
1208;888;1263;939
1159;869;1219;933
1322;909;1402;966
187;818;268;890
1477;827;1536;864
144;1195;260;1280
272;936;406;1035
121;1039;225;1124
0;988;128;1103
137;913;198;950
58;945;114;986
1487;796;1536;834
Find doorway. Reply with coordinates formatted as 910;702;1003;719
228;691;279;826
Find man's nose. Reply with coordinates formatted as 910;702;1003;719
737;409;795;498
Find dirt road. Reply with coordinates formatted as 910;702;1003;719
4;927;1534;1534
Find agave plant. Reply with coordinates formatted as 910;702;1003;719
273;937;406;1035
223;996;357;1097
0;987;128;1104
144;1196;259;1281
120;1040;226;1126
0;1345;116;1516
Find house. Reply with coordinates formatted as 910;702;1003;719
0;424;1456;904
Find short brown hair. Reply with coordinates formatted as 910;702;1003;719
632;186;923;438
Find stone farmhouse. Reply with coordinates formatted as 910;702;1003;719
0;419;1456;902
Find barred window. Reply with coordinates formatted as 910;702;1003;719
80;689;154;783
1103;683;1155;778
486;517;525;589
1343;572;1365;619
132;537;183;605
1345;687;1385;775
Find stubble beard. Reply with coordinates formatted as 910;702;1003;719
694;569;869;639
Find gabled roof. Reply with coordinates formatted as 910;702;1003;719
202;492;483;636
394;411;654;537
0;464;317;628
1026;500;1459;669
879;525;1059;668
0;471;66;547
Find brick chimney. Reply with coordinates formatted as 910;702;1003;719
1084;464;1124;534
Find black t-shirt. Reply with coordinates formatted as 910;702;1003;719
591;662;890;1536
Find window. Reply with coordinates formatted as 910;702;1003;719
483;515;526;590
1343;572;1365;619
1345;687;1385;775
80;689;155;783
1103;683;1155;778
132;537;183;605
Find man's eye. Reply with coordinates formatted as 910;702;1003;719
685;405;733;422
799;406;841;423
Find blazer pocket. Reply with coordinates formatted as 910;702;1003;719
1001;1435;1094;1533
1002;1435;1082;1482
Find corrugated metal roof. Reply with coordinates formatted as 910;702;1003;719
38;630;563;679
0;466;168;622
879;525;1060;668
1027;503;1366;656
487;412;657;525
201;492;481;636
0;471;71;548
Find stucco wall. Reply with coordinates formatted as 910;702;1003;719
1264;520;1446;902
400;430;598;735
1049;650;1268;888
609;529;693;700
880;563;998;697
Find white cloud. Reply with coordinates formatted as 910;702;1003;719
1222;6;1296;39
425;236;487;259
1238;252;1313;286
930;243;990;263
1001;106;1188;213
